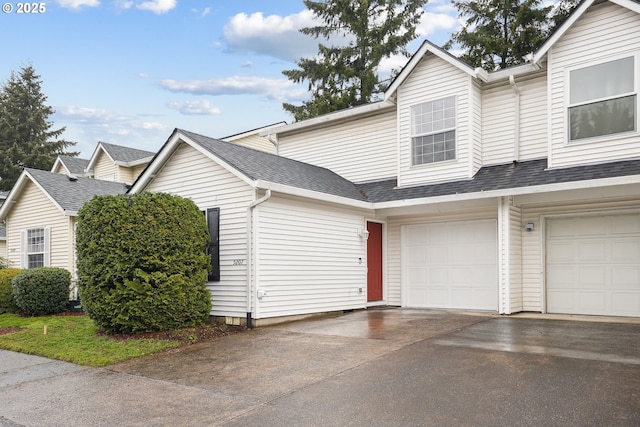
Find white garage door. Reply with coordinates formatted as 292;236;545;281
546;214;640;317
403;219;498;310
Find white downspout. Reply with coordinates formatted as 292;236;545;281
509;75;521;162
245;188;271;328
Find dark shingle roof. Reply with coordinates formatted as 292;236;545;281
358;158;640;203
57;156;89;174
178;129;368;202
100;142;155;163
26;168;129;213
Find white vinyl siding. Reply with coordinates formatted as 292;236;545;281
6;180;72;273
143;142;255;318
225;134;276;154
93;151;117;181
498;197;523;314
548;1;640;168
254;197;367;318
277;109;396;183
398;54;471;186
116;165;135;184
482;73;547;165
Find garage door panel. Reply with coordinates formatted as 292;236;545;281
612;293;640;314
612;266;639;289
403;220;498;311
612;240;640;261
547;213;640;317
578;241;607;262
579;267;607;289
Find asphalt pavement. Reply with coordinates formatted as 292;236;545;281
1;309;638;426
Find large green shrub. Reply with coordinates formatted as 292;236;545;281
12;268;71;315
0;268;22;313
76;192;212;334
0;256;11;269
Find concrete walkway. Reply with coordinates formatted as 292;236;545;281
1;309;639;426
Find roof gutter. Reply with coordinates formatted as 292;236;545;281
245;188;271;328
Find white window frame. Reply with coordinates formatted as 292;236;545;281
410;96;457;166
565;53;638;144
21;227;50;269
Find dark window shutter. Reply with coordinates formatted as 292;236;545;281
206;208;220;282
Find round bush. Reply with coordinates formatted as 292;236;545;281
76;192;212;334
12;268;71;315
0;268;22;314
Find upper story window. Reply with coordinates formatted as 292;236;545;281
411;96;456;165
569;55;637;142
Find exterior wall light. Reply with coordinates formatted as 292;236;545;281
525;222;534;232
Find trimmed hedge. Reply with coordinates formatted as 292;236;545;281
12;268;71;315
76;192;212;334
0;268;22;314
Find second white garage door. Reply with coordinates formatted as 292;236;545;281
546;213;640;317
402;219;498;310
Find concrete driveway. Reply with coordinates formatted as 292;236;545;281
0;308;638;427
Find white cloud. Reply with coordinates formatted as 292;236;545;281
167;99;221;116
136;0;176;14
416;11;459;38
223;10;320;62
55;0;100;9
56;106;128;123
160;76;305;101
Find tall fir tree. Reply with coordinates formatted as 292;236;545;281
444;0;553;71
0;65;77;191
283;0;428;121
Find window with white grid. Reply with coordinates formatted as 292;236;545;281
27;228;45;269
411;96;456;165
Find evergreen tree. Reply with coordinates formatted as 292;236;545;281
283;0;428;121
0;65;77;190
444;0;553;71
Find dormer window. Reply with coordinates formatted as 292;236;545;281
568;55;636;142
411;96;456;165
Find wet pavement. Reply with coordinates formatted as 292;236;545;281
0;308;639;426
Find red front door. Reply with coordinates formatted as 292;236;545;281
367;221;383;302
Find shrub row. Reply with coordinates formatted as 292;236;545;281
0;267;71;315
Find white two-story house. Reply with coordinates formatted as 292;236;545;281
132;0;640;325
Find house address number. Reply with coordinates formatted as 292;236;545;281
233;259;246;266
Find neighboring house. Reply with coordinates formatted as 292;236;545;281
51;156;90;176
132;0;640;324
85;141;155;184
0;141;152;276
221;122;287;154
0;169;128;275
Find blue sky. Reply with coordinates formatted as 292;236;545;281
1;0;461;158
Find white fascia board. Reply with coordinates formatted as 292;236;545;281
114;156;154;168
371;174;640;210
129;132;182;194
261;101;396;136
85;142;115;172
225;122;287;141
254;179;372;210
179;134;257;188
385;42;479;101
532;0;596;65
64;210;78;217
0;170;64;220
50;157;66;173
485;63;542;82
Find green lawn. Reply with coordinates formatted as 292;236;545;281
0;314;181;367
